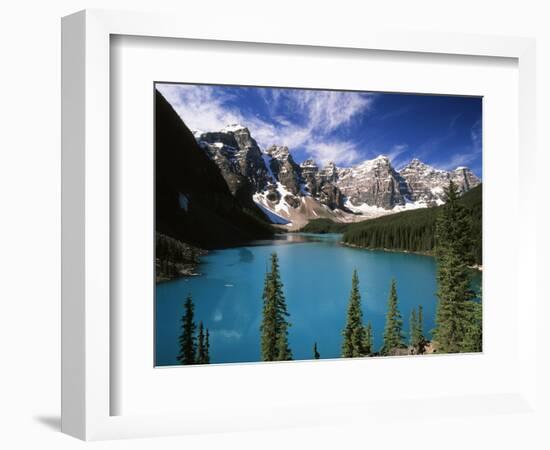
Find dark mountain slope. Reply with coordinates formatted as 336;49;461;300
155;90;273;249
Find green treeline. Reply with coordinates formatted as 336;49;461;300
298;218;350;234
341;184;482;265
177;295;211;365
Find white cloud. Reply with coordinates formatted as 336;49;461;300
305;141;361;167
386;144;409;168
437;152;478;170
156;83;244;133
156;83;374;166
435;119;482;171
273;88;374;132
470;119;482;152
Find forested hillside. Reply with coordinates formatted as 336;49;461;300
342;184;482;264
298;218;351;234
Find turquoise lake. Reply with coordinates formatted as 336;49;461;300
155;233;481;365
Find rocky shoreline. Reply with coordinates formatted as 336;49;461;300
341;241;433;257
342;241;483;272
155;260;204;283
155;232;208;283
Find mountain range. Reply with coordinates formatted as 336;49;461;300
195;122;480;229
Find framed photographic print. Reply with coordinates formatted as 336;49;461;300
62;9;539;441
153;82;483;367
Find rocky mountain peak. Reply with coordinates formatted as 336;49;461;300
337;155;408;209
266;145;291;161
300;159;319;170
198;125;269;193
319;161;338;182
451;166;480;191
399;158;480;205
401;158;439;171
264;145;302;195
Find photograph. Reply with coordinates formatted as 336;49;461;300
154;82;482;366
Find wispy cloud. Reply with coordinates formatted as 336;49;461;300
386;144;409;169
378;105;412;121
156;83;374;166
434;119;482;172
304;141;361;167
470;118;482;152
156;84;245;133
437;152;478;170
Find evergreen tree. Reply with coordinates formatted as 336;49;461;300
197;321;206;364
342;270;366;357
204;329;210;364
276;322;292;361
260;265;278;361
260;253;292;361
363;321;373;356
462;292;482;353
416;305;426;354
313;342;320;359
410;308;418;350
433;181;476;353
410;306;426;354
177;294;196;365
381;279;404;355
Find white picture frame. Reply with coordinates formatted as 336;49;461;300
61;9;539;441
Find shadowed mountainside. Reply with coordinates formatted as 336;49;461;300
155;90;273;249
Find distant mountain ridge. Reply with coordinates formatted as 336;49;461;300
194;123;480;229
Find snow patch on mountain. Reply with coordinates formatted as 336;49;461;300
253;201;291;225
344;197;427;218
222;124;246;133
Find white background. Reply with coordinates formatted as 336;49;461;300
1;1;548;449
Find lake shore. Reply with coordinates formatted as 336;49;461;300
341;241;433;257
342;241;483;271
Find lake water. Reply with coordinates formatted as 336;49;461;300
155;233;481;365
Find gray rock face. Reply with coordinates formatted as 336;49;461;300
299;159;347;210
265;145;303;195
300;159;320;196
319;162;339;183
451;167;480;192
399;158;481;206
318;182;347;210
199;125;271;193
199;141;246;198
336;156;409;209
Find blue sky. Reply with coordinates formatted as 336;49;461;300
157;83;482;177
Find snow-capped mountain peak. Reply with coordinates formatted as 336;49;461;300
194;123;480;228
